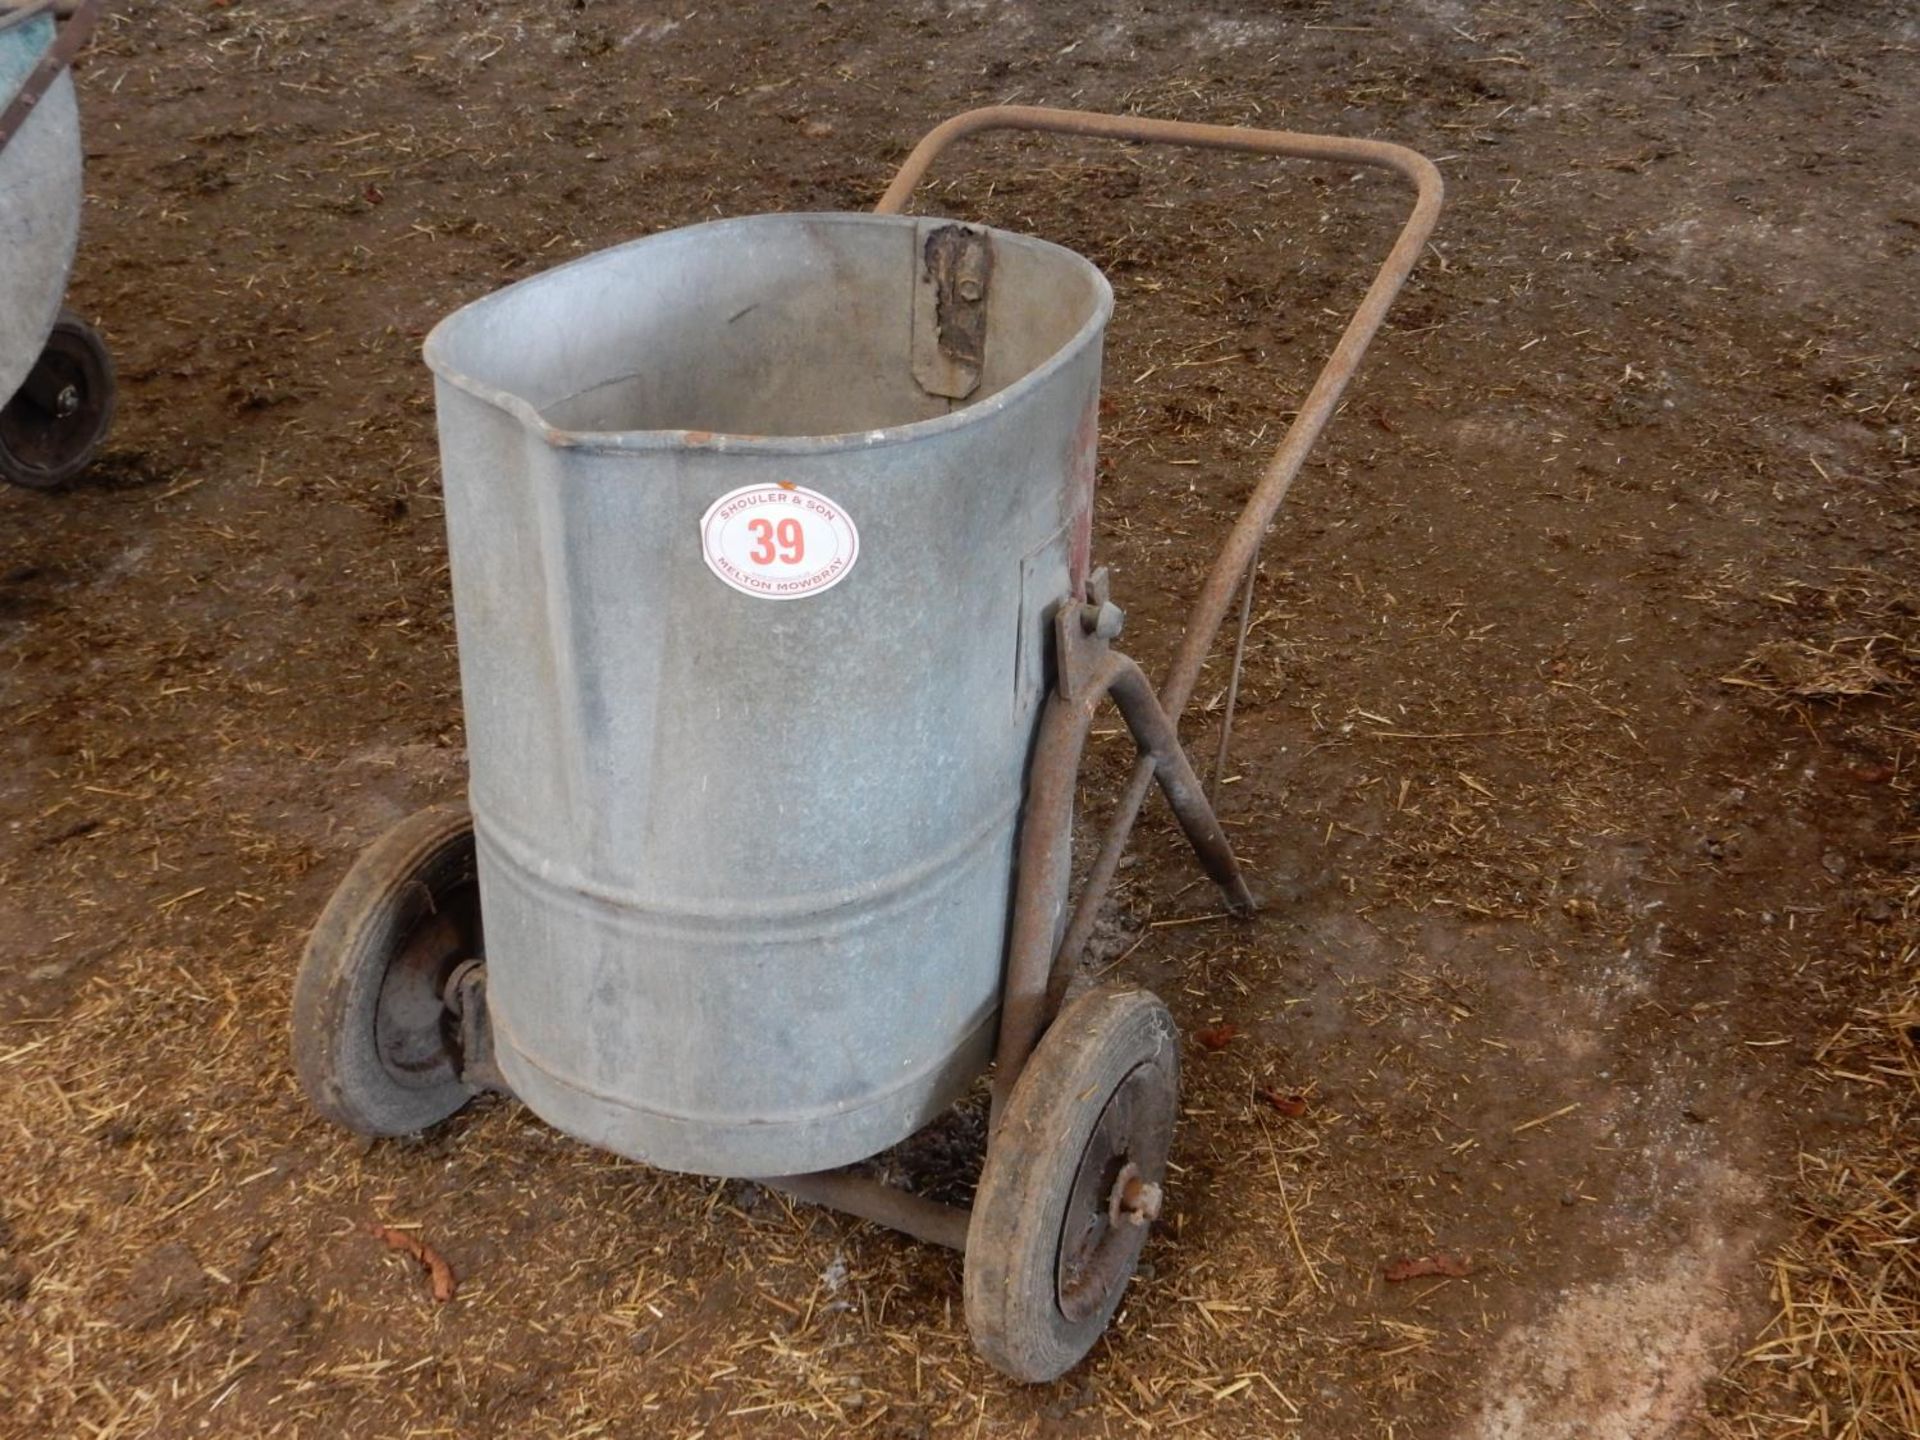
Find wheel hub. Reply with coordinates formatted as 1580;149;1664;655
375;882;482;1091
1108;1162;1163;1228
1054;1057;1176;1325
0;314;115;488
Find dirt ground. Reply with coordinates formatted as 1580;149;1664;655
2;1;1916;1436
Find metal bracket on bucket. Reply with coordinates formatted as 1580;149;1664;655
911;219;994;400
1053;566;1124;704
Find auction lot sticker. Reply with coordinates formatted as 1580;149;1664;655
700;483;860;600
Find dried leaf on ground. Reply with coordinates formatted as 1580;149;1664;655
366;1222;457;1303
1195;1022;1239;1051
1384;1252;1474;1283
1261;1088;1310;1117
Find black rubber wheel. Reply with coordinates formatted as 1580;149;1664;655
965;984;1180;1383
291;806;482;1137
0;310;116;490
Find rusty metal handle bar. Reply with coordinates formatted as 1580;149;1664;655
878;105;1441;966
0;0;103;154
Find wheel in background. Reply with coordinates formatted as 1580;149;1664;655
0;309;116;490
291;805;482;1137
965;983;1180;1383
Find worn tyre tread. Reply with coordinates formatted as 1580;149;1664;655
964;983;1179;1383
290;805;478;1137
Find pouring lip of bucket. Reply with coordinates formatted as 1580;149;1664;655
422;210;1116;459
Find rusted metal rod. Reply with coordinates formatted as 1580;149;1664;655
758;1170;972;1251
1211;542;1262;801
878;105;1443;983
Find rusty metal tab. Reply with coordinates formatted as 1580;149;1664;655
912;220;993;400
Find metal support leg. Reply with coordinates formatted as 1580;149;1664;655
991;600;1256;1125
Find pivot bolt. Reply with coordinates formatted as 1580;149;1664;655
1080;600;1125;641
442;957;486;1016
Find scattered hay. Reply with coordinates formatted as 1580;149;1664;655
1729;639;1902;701
1712;936;1920;1439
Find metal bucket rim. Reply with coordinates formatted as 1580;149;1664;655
423;210;1115;458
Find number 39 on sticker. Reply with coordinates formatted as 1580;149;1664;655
699;483;860;600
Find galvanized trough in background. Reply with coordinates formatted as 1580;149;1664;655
0;0;115;488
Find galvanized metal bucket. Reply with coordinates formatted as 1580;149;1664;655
425;212;1114;1176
